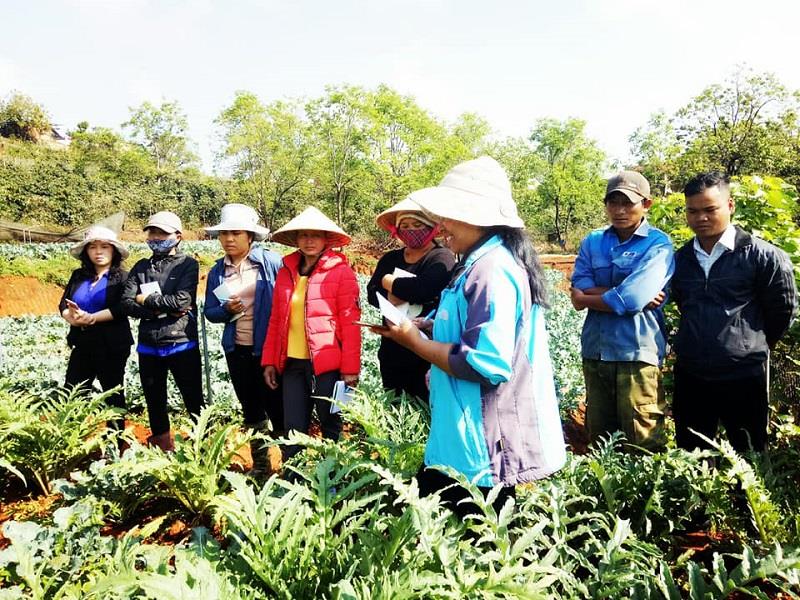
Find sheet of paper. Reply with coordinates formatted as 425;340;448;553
377;292;409;326
392;267;416;279
213;282;243;321
329;380;355;414
212;281;231;302
139;281;161;297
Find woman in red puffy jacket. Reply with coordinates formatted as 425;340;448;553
262;206;361;460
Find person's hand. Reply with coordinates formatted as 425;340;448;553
646;291;667;310
135;293;147;305
342;373;359;387
387;292;404;306
569;286;585;310
263;365;278;390
381;274;395;292
412;317;433;335
369;319;420;350
225;294;245;314
73;310;96;326
168;309;189;318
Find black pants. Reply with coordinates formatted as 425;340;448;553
138;347;205;436
225;345;283;430
416;466;516;520
281;358;341;460
65;344;129;428
672;364;769;453
379;343;430;403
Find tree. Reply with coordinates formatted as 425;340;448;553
0;92;51;142
528;118;607;250
216;92;310;229
305;86;371;229
122;100;197;171
632;68;800;191
629;111;682;196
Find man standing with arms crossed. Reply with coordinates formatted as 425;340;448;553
571;171;674;451
671;171;797;452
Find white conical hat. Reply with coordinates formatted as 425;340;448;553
409;156;524;229
271;206;352;247
375;197;436;232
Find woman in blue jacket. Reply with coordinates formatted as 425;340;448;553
203;204;283;475
371;157;566;518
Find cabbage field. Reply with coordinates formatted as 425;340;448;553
1;264;800;599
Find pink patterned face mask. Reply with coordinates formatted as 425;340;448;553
396;225;437;249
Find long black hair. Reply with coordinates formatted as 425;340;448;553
486;226;548;307
79;247;124;280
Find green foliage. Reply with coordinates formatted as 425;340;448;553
111;404;252;518
122;100;198;171
0;92;51;142
631;67;800;192
0;385;119;495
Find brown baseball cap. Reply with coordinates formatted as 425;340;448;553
605;171;650;203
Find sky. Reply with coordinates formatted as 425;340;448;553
2;0;800;173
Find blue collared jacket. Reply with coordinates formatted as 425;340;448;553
427;235;567;487
204;245;283;356
571;219;674;366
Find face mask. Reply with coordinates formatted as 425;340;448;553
147;238;179;254
396;226;436;249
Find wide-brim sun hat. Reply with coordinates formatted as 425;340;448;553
409;156;524;229
204;203;270;242
70;225;129;260
143;210;182;234
375;197;437;233
270;206;352;247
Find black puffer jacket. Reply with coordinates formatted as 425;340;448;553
59;268;134;353
121;250;199;346
671;227;797;380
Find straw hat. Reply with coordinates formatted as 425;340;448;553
270;206;351;247
204;203;270;241
70;225;129;260
375;197;436;233
409;156;524;229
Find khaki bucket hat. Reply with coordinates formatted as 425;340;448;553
409;156;524;229
70;225;129;260
375;197;436;233
270;206;351;247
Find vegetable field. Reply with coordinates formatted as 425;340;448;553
2;267;800;599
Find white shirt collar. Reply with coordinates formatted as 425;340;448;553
693;224;736;255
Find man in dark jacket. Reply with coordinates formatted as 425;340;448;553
121;211;204;451
671;172;797;452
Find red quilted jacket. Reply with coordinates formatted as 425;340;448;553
261;249;361;376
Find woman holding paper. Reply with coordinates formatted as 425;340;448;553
121;211;203;452
203;204;283;475
261;207;361;462
367;198;455;402
370;157;566;518
59;225;133;432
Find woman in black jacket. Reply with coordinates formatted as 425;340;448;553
121;211;204;451
367;198;455;402
60;226;134;430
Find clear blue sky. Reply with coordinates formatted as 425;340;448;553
2;0;799;172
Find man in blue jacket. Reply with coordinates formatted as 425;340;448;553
671;172;797;452
571;171;674;451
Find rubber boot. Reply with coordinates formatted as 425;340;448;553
147;430;175;453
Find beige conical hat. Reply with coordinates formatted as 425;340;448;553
375;197;437;232
271;206;352;247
